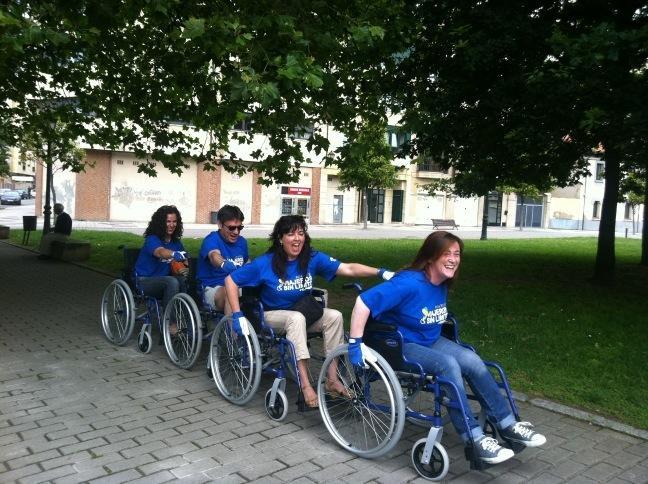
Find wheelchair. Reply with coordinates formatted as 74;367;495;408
208;287;328;421
316;283;525;481
100;247;203;369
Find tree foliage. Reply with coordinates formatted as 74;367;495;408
394;0;648;282
334;120;397;192
332;120;398;228
1;0;403;183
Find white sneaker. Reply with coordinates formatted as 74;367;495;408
500;421;547;447
474;436;515;464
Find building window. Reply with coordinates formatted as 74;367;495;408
595;162;605;181
418;158;444;173
592;201;601;219
233;117;253;132
385;126;411;152
624;203;632;220
292;125;314;140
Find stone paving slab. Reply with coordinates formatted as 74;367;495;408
0;241;646;483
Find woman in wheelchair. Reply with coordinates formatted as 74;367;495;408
347;231;546;464
134;205;189;309
224;215;394;409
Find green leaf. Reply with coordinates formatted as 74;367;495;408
181;17;205;40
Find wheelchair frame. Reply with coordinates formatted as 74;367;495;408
100;247;202;369
208;287;328;421
315;284;524;481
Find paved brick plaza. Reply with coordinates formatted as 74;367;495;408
0;241;646;483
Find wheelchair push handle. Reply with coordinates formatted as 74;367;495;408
342;282;364;293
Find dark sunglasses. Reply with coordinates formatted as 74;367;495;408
224;224;244;232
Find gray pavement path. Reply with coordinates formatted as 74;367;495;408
0;241;646;483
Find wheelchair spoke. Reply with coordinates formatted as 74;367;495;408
318;346;405;458
101;280;135;346
111;287;128;337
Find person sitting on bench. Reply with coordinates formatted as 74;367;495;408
38;203;72;260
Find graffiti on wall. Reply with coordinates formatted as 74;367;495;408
112;184;164;207
112;183;190;208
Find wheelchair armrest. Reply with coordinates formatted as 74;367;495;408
366;321;398;333
440;313;459;341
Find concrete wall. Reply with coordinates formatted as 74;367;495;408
109;152;197;222
219;169;253;223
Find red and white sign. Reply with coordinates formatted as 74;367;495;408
283;187;311;196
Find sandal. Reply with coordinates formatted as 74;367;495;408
325;380;353;399
301;386;319;409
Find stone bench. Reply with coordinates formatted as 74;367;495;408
0;225;9;239
50;239;91;262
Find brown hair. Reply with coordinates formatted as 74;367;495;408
408;231;464;285
143;205;183;241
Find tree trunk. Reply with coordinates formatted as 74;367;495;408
50;169;57;205
642;170;648;266
593;149;621;283
42;142;53;234
362;188;368;230
519;194;525;231
480;195;488;240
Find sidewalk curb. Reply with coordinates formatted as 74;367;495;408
3;239;646;441
511;390;647;440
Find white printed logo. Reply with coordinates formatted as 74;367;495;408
420;305;448;325
228;256;245;267
276;274;313;292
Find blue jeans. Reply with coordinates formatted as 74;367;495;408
137;276;185;309
403;337;516;442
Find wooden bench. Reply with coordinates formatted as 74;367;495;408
431;219;459;230
50;239;91;262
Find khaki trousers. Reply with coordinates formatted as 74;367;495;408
263;308;344;361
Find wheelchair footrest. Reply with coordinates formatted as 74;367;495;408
464;445;492;471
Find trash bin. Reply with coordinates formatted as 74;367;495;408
22;215;37;245
23;215;37;231
210;211;219;224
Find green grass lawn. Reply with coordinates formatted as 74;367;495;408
12;230;648;429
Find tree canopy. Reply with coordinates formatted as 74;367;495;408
2;0;646;277
1;0;403;183
393;0;648;281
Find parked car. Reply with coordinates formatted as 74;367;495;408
17;188;31;199
0;191;22;205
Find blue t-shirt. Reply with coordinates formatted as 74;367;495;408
197;231;249;286
134;235;185;277
359;269;448;346
230;251;341;309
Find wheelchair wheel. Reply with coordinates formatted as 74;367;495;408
163;293;203;369
264;388;288;421
101;279;135;346
317;345;405;459
209;315;262;405
137;326;153;353
411;438;449;481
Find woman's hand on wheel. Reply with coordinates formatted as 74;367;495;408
348;337;366;368
231;311;250;336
